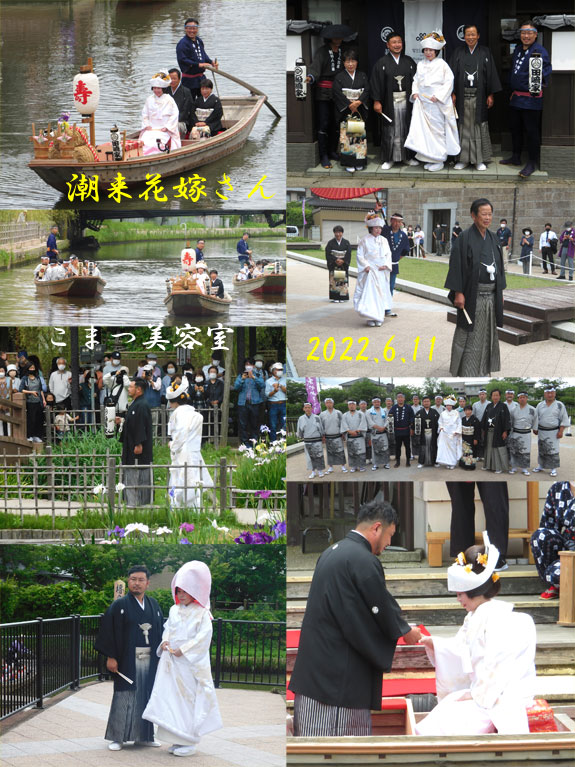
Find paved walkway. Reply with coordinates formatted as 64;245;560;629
0;683;285;767
287;435;575;482
287;259;574;376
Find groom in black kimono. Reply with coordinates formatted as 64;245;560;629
414;395;440;468
289;499;421;736
118;378;154;507
95;565;164;751
369;33;417;170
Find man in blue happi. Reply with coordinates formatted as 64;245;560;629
195;239;206;262
176;18;218;99
389;392;414;468
382;213;409;318
236;232;253;266
46;224;59;262
500;20;551;178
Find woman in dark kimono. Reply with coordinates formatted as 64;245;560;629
460;404;481;469
325;225;352;302
332;50;370;173
520;227;534;275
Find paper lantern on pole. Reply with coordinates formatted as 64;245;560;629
73;71;100;115
181;247;196;272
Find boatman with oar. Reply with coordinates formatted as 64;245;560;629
176;17;218;100
46;224;59;262
289;498;421;736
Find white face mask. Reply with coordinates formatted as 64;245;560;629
167;367;175;375
255;361;263;368
211;360;218;366
195;377;203;383
0;371;4;377
245;366;253;372
112;359;120;366
58;364;66;371
209;372;217;380
273;369;282;377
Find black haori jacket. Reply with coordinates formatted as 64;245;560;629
445;224;506;330
95;593;164;692
288;532;410;710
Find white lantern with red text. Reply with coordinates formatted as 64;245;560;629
181;247;196;272
73;71;100;116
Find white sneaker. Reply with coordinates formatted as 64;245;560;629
384;464;390;469
375;321;383;326
381;161;394;170
406;159;419;166
426;162;444;172
341;466;348;472
417;464;423;469
550;469;557;477
317;471;324;478
169;745;179;754
475;163;487;171
345;166;355;173
453;162;467;170
367;320;376;327
326;466;334;473
509;468;517;474
108;743;123;751
495;470;503;474
173;746;197;757
138;741;162;748
532;466;543;473
522;469;530;476
308;471;316;479
358;467;366;472
372;465;378;471
350;468;356;473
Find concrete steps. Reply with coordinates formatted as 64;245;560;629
447;309;546;345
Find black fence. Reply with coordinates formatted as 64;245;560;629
0;615;285;720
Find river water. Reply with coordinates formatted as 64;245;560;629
0;0;285;209
0;237;286;326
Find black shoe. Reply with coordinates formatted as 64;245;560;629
320;155;332;169
394;461;400;468
519;162;536;178
500;156;521;166
406;461;411;468
557;275;566;279
494;557;508;572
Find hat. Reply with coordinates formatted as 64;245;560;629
421;32;446;50
150;72;170;88
111;351;121;360
447;532;500;593
444;397;457;406
522;227;533;235
166;376;189;401
365;210;385;228
171;560;211;610
6;364;17;373
146;353;157;360
142;364;153;372
271;362;283;371
17;350;28;358
435;394;443;400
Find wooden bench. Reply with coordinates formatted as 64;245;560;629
559;551;575;627
426;529;533;567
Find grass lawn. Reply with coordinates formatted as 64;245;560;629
293;250;570;291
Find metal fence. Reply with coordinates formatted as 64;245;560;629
42;404;222;447
0;222;44;248
0;616;285;720
0;453;285;519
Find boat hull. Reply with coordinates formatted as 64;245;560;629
35;276;106;298
233;273;286;295
164;291;232;317
29;97;265;194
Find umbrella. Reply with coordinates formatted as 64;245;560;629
320;24;357;42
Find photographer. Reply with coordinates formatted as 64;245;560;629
141;364;162;436
234;357;265;447
103;365;131;418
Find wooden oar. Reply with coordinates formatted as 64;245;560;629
204;65;282;119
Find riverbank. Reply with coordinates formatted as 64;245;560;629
93;221;286;244
0;240;70;271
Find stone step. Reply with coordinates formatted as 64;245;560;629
287;594;559;628
447;310;533;345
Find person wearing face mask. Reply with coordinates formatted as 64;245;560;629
253;355;268;381
103;365;131;419
0;364;19;437
161;361;178;405
102;351;122;378
234;357;265;447
265;363;286;441
495;219;513;264
202;357;224;380
204;366;224;442
141;365;162;437
192;371;207;409
332;50;370;173
19;363;47;443
538;223;557;275
48;357;72;410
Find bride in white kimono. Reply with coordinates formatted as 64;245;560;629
353;212;393;326
143;561;223;756
140;73;182;156
416;533;536;735
436;397;463;468
404;33;460;172
166;377;214;508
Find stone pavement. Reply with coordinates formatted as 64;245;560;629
287;436;575;483
287;258;574;377
0;683;285;767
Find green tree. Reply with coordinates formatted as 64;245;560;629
286;201;313;228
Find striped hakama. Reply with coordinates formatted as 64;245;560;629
484;430;509;472
122;466;154;508
293;693;372;737
458;89;493;165
450;283;501;376
105;648;154;744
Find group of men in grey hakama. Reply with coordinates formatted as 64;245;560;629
534;398;570;470
341;409;368;470
366;403;390;469
297;410;326;473
319;406;346;469
507;398;537;471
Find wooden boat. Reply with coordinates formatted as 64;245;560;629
35;276;105;298
164;289;232;317
286;698;575;766
232;271;286;295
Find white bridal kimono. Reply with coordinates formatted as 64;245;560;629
143;603;223;745
436;408;463;466
405;57;460;163
140;93;182;156
416;600;536;735
353;233;393;324
168;404;213;508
